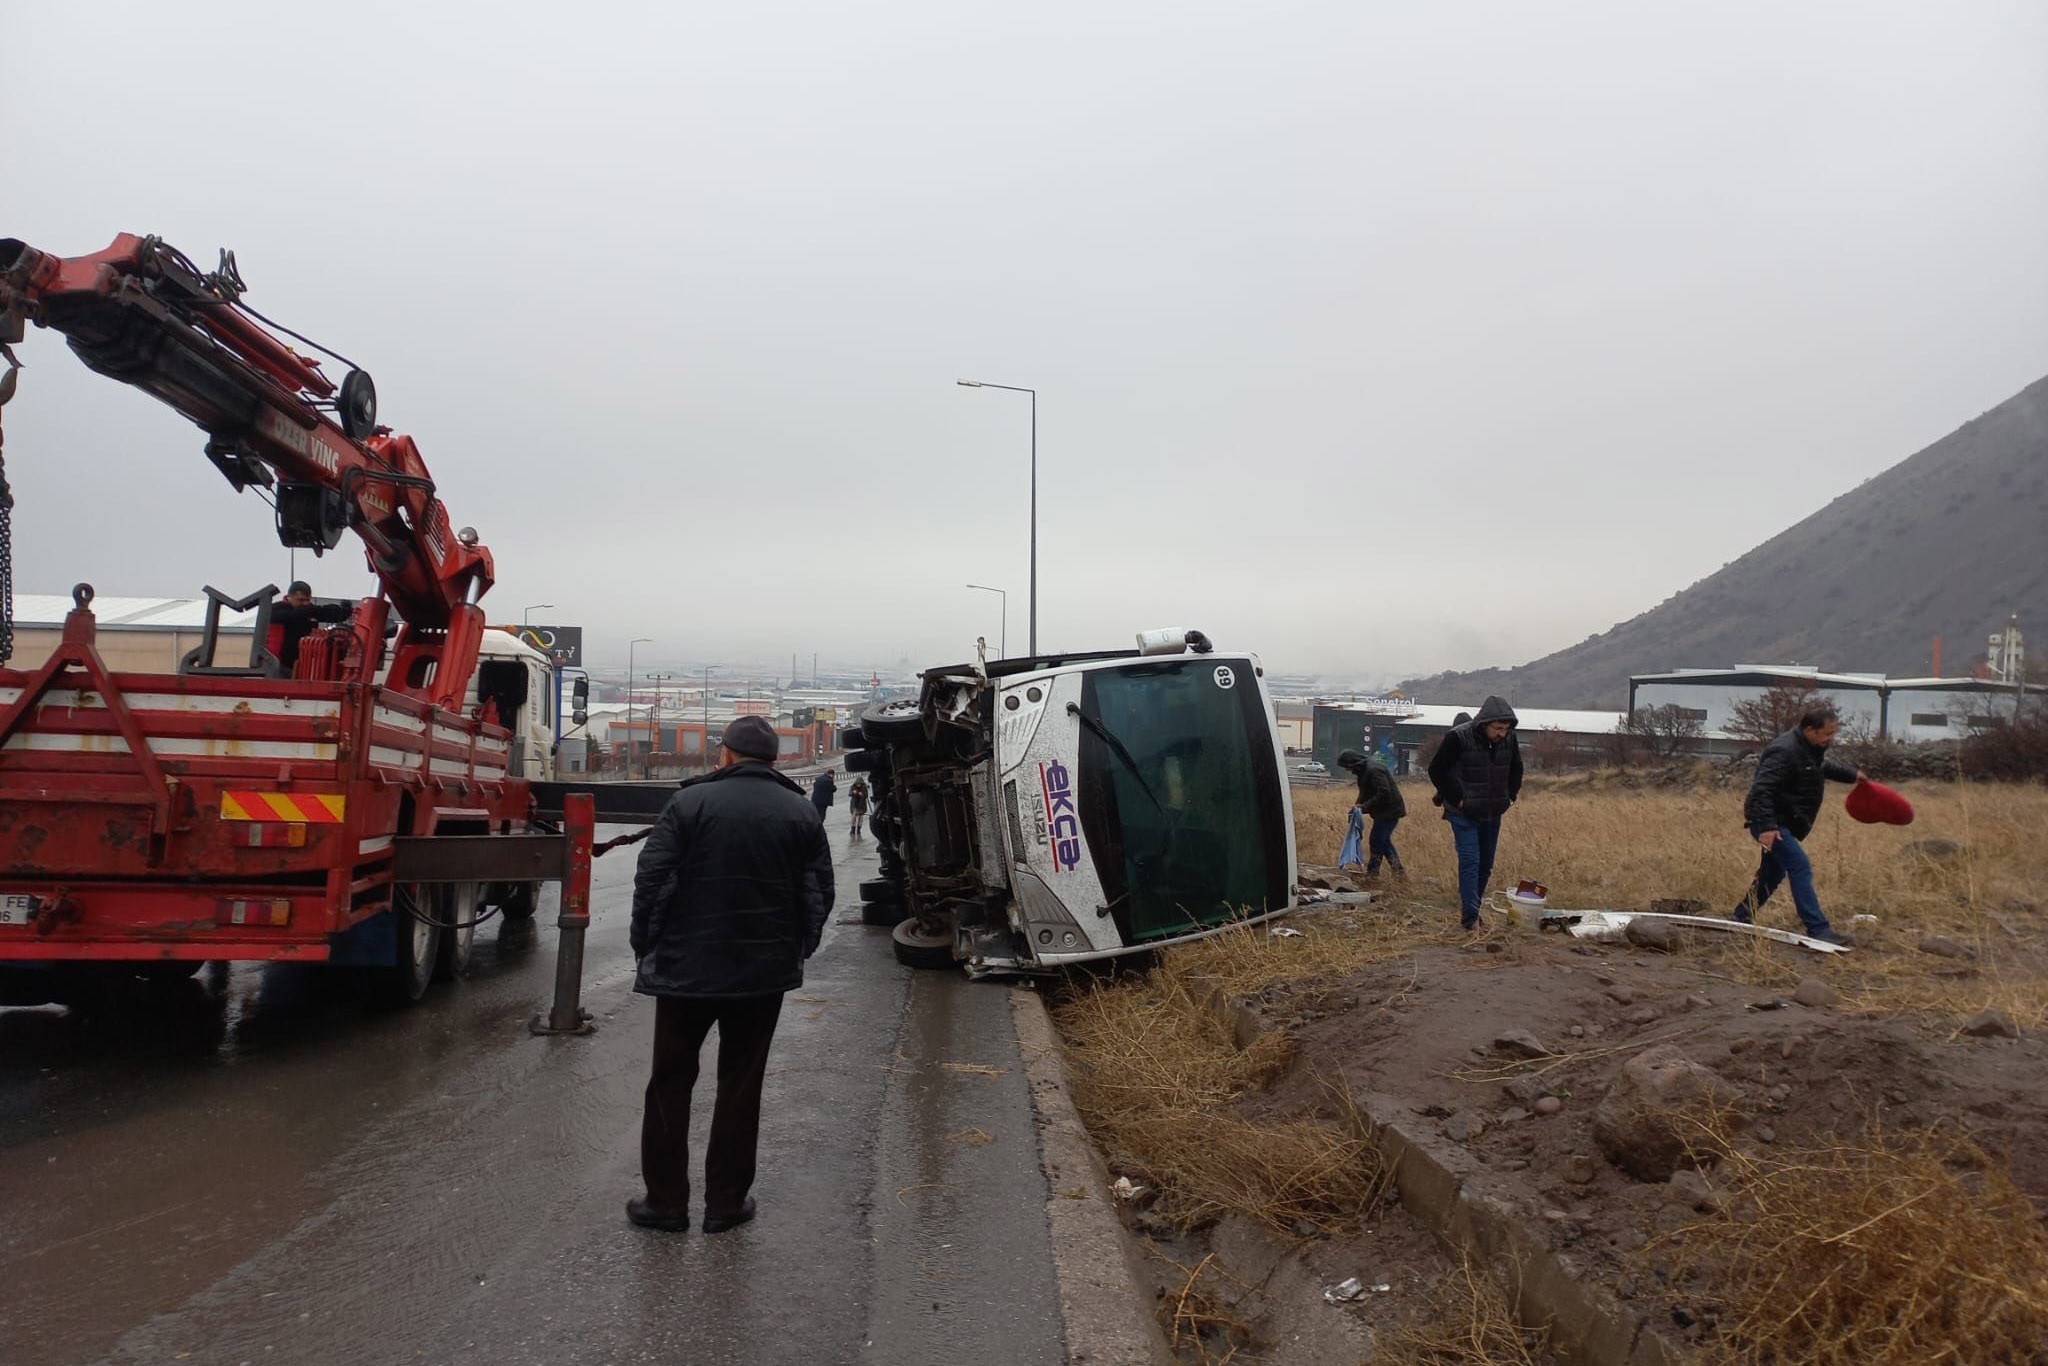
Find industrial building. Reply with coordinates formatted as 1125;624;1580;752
5;593;259;672
1311;698;1627;775
1628;666;2030;743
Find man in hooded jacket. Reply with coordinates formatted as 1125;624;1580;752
627;715;835;1233
1426;696;1523;929
1338;748;1407;877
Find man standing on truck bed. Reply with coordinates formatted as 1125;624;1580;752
268;580;352;674
1426;696;1522;930
627;716;835;1233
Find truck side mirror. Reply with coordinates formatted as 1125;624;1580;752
572;675;589;726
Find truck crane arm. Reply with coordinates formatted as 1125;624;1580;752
0;233;494;709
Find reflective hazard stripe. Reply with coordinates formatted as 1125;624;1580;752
220;791;346;823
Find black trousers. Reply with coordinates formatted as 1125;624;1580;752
641;993;785;1216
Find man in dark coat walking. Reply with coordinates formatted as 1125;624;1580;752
627;716;834;1233
1338;748;1407;877
1733;704;1862;945
1426;696;1522;930
810;768;836;819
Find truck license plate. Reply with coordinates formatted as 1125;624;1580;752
0;894;36;925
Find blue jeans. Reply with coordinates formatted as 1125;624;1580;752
1366;817;1400;870
1734;829;1831;935
1446;810;1500;928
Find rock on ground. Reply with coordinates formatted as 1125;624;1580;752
1592;1045;1738;1182
1963;1007;2020;1039
1625;918;1677;952
1918;934;1977;960
1792;977;1839;1009
1492;1028;1549;1059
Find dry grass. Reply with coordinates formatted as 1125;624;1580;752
1656;1119;2048;1364
1370;1254;1551;1366
1296;776;2048;1028
1153;1250;1257;1364
1053;931;1395;1235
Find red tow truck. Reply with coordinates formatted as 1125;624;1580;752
0;233;606;1004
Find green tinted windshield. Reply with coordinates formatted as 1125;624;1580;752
1076;658;1288;943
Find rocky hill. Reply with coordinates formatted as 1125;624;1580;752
1403;374;2048;709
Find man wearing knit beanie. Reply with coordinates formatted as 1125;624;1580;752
626;714;833;1234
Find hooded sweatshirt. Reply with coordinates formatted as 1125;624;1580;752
1426;695;1522;820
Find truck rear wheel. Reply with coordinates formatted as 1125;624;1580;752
859;878;904;905
387;885;442;1003
844;747;889;775
497;880;540;923
890;919;954;970
861;902;902;927
435;883;482;981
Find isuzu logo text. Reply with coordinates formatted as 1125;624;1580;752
1039;759;1082;872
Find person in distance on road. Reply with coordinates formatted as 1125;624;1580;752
1338;748;1406;878
1426;697;1522;930
627;715;834;1234
1731;704;1863;946
810;767;836;820
847;775;870;840
267;580;352;674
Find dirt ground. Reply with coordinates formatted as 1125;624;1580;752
1060;777;2048;1362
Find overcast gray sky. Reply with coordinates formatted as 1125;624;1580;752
5;1;2045;680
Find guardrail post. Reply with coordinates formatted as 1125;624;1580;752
531;791;597;1036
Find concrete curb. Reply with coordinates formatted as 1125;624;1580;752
1196;983;1681;1366
1010;985;1173;1366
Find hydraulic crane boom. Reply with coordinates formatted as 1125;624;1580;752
0;233;494;709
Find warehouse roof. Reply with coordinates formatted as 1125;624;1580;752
10;593;258;630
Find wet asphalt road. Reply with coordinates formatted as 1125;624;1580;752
0;811;1067;1365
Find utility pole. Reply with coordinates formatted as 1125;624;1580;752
647;673;673;775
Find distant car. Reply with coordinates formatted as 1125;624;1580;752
1298;760;1328;776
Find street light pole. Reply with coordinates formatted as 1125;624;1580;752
965;583;1007;658
957;379;1038;655
702;664;713;764
627;637;652;780
522;603;554;627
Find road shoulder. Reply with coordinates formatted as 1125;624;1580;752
1011;984;1172;1365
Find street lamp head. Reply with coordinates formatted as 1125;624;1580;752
956;379;983;387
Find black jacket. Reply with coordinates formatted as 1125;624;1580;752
1340;752;1406;820
631;762;835;998
1744;728;1857;839
270;599;352;671
1427;695;1523;820
810;771;836;808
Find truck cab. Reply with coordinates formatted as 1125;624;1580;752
468;630;558;781
851;628;1295;974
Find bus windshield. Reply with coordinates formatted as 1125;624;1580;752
1075;657;1288;944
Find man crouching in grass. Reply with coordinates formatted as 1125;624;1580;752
1733;703;1863;947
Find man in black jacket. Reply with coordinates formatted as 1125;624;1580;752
1338;748;1407;877
1426;696;1522;929
268;580;353;674
627;716;834;1233
1733;705;1863;945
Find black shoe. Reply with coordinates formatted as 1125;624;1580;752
1729;909;1754;925
626;1197;689;1232
1810;927;1852;947
702;1195;756;1234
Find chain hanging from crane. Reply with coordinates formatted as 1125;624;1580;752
0;342;17;665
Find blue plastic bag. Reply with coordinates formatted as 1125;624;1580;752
1337;806;1364;868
